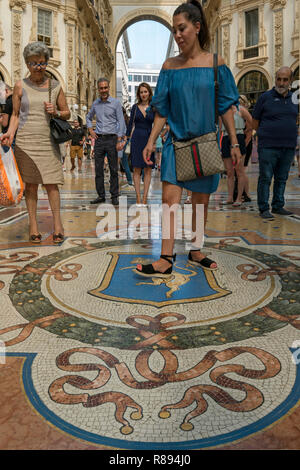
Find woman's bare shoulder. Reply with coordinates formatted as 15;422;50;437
217;55;225;66
162;56;183;70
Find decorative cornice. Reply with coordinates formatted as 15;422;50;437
9;0;26;10
270;0;287;10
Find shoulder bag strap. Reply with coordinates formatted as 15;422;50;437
48;78;52;103
213;53;219;130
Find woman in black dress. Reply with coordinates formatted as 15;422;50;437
125;83;155;206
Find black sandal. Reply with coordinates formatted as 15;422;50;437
53;233;64;244
134;254;176;278
29;233;42;244
188;250;218;271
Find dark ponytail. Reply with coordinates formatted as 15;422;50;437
173;0;210;51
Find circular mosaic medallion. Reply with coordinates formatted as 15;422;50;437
7;238;300;449
9;239;300;349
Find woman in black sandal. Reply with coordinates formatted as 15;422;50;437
135;1;241;278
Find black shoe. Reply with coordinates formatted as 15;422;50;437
90;197;105;204
271;208;293;216
242;193;252;202
188;250;218;271
111;198;119;206
134;254;176;278
260;210;274;220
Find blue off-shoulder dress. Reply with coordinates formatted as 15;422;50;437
151;65;239;193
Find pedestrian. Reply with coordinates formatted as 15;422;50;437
0;84;14;150
120;107;133;187
85;134;92;160
135;0;241;278
252;66;298;219
86;78;126;206
125;82;155;207
70;120;85;172
221;103;252;206
59;142;67;171
233;95;253;202
0;41;70;243
295;123;300;179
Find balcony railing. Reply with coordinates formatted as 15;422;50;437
243;46;259;60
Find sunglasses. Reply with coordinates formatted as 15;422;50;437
27;62;48;69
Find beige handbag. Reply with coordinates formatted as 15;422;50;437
174;53;224;181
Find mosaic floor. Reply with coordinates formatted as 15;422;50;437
0;155;300;451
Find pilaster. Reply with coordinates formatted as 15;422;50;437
9;0;27;82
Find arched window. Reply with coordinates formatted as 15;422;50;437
291;66;299;92
237;71;269;111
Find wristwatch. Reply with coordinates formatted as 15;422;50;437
56;111;61;118
230;144;240;148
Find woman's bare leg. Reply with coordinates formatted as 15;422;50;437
223;158;235;203
25;183;39;236
235;155;246;203
190;192;217;269
133;168;142;204
44;184;64;235
151;182;182;272
142;167;152;204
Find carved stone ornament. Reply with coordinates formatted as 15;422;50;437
270;0;287;9
9;0;26;10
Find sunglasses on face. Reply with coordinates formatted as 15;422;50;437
27;62;48;69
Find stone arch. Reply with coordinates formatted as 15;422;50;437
45;65;66;92
112;8;173;48
235;65;272;89
23;66;66;91
290;60;299;75
110;8;174;95
235;66;270;111
0;63;12;86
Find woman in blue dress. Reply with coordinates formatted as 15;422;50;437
125;83;155;206
135;0;242;278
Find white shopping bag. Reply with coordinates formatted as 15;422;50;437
0;144;24;206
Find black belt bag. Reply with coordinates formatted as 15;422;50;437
48;81;73;144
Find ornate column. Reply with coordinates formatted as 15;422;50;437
220;12;232;67
0;20;4;58
271;0;287;72
9;0;26;83
291;0;299;59
52;10;61;67
64;12;77;103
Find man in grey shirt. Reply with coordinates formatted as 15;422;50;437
86;78;126;205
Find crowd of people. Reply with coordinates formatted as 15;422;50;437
0;0;299;267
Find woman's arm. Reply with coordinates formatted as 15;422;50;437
44;87;70;120
0;81;22;146
56;88;70;120
221;107;241;165
240;106;252;146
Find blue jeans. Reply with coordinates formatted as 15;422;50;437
257;147;295;212
121;149;132;185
